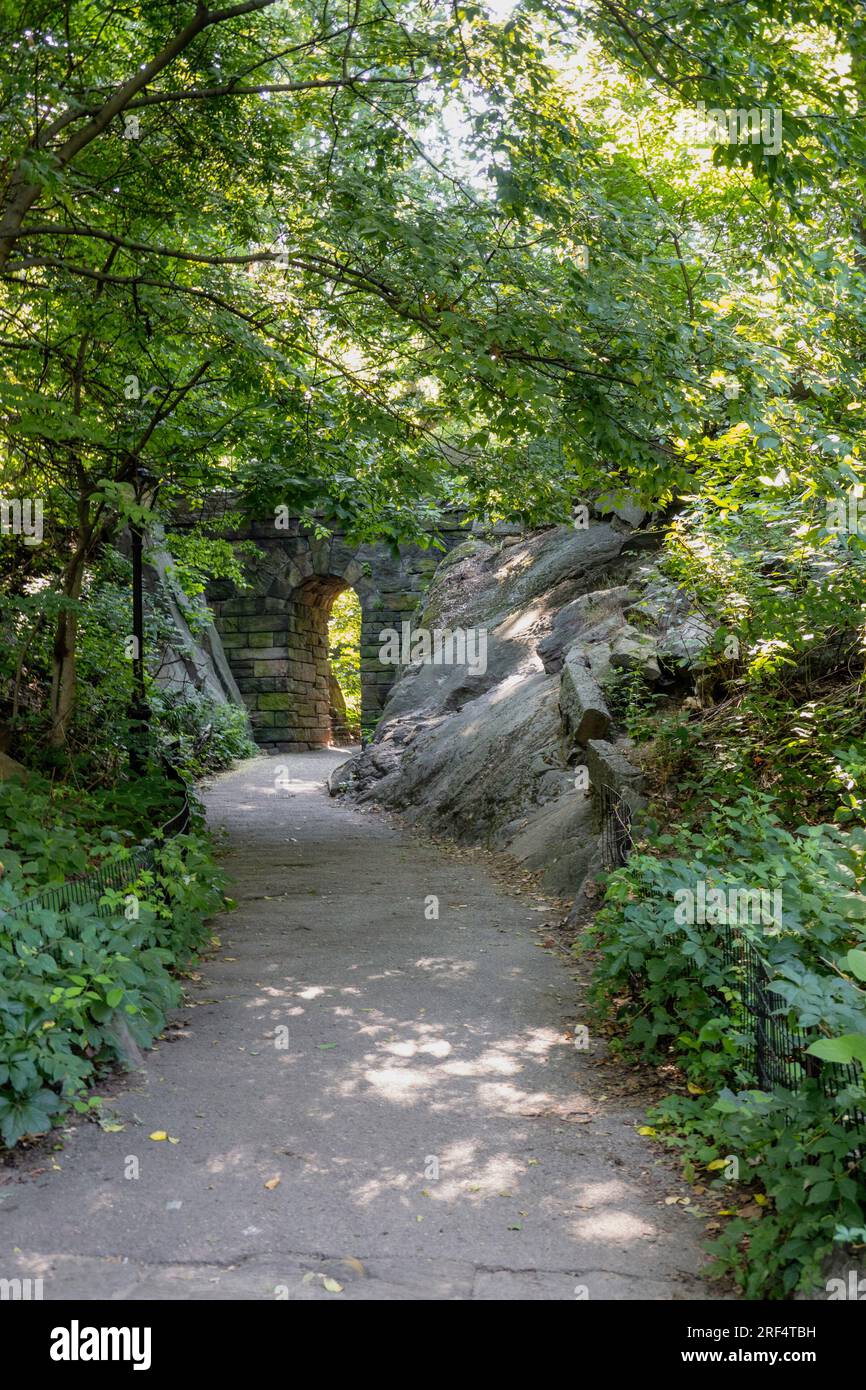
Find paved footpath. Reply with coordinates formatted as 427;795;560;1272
1;752;712;1300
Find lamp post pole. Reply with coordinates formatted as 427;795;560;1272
128;468;152;776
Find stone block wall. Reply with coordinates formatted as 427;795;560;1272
208;514;469;751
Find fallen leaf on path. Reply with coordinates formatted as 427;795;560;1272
323;1277;343;1293
149;1131;167;1141
264;1175;281;1190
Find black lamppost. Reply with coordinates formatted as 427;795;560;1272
128;467;153;776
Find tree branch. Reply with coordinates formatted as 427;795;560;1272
0;0;281;268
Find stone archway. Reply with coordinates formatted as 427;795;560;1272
209;515;470;751
282;574;353;749
216;566;365;753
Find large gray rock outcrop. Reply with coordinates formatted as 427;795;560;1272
145;529;249;720
330;522;710;910
331;524;647;902
559;653;611;745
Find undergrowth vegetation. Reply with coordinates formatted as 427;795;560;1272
1;0;866;1300
0;774;226;1149
327;588;363;735
589;481;866;1298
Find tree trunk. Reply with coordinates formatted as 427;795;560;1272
48;548;86;749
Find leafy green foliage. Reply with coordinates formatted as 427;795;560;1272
151;691;257;780
1;0;866;1293
0;776;224;1149
591;535;866;1298
590;802;866;1296
328;589;362;732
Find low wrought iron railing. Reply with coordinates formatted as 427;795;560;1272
597;783;865;1125
3;769;194;925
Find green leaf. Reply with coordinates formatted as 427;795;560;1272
806;1035;866;1070
845;949;866;983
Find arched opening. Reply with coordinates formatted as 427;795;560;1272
213;528;417;751
327;588;361;746
286;575;351;750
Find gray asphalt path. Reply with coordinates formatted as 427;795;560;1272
1;752;711;1300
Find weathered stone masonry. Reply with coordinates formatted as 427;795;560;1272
209;514;469;752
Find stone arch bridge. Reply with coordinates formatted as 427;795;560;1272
207;514;471;751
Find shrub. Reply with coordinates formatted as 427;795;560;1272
589;795;866;1296
0;777;225;1148
151;690;257;779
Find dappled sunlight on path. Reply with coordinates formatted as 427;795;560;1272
1;752;711;1300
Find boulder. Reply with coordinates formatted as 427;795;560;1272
502;792;598;895
142;525;250;720
335;523;664;915
594;490;647;530
0;751;27;782
559;651;611;745
609;624;661;681
328;758;357;795
658;614;715;669
585;739;644;794
538;585;633;673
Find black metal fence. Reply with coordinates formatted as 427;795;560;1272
9;845;155;923
599;784;865;1115
599;783;635;871
3;778;193;927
